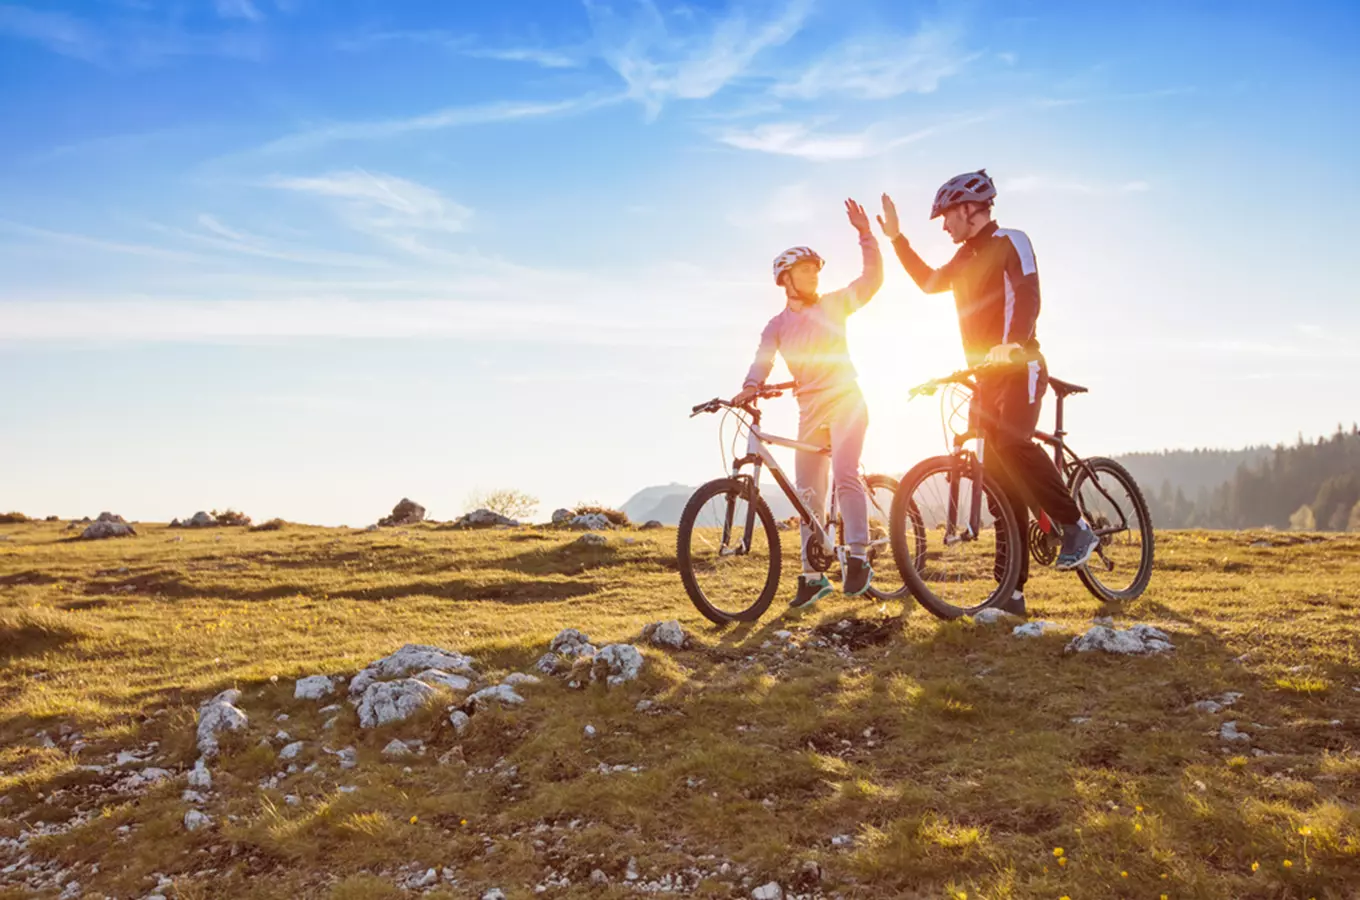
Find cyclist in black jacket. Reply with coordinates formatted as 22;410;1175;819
878;171;1098;614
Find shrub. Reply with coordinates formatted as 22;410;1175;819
0;512;29;524
465;489;539;522
250;518;287;532
573;504;630;527
212;509;253;528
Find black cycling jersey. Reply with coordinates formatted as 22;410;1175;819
890;221;1041;366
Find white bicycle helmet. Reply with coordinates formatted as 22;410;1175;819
930;169;997;219
772;246;824;285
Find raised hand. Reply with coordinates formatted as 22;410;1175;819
845;198;872;236
877;193;900;239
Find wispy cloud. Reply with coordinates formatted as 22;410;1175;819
152;214;393;269
773;22;977;100
717;113;994;162
1003;175;1151;195
215;0;262;22
0;221;205;262
0;3;265;66
258;93;620;154
268;170;473;237
585;0;813;118
0;4;100;61
339;29;585;69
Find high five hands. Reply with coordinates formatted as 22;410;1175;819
845;198;872;236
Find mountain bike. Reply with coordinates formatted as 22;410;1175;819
678;382;909;625
889;365;1155;620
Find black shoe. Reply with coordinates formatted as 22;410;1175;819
789;574;833;610
999;590;1027;616
1056;523;1099;571
842;556;873;597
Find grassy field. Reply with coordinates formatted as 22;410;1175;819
1;520;1358;899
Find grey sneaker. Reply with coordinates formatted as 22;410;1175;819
790;574;833;610
1056;523;1099;571
842;556;873;596
999;589;1027;616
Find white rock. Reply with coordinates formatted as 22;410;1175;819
1192;700;1224;714
591;644;645;687
412;868;438;888
80;520;136;540
1221;720;1251;742
635;699;654;712
503;673;541;687
382;739;412;759
278;741;304;760
467;684;525;708
182;790;206;803
456;509;519;528
414;669;472;692
570;513;613;531
574;532;609;547
187;758;212;789
551;508;574;525
535;653;560;674
831;834;853;847
348;644;476;697
1013;620;1061;638
645;620;686;648
319;703;342;714
356;678;437;728
591;869;609;884
294;676;336;700
973;608;1019;625
285;794;300;806
625;858;640;881
275;729;291;742
1065;623;1175;655
196;692;248;757
449;710;471;734
482;890;507;900
337;785;357;793
334;747;357;769
584;724;597;738
183;810;212;831
752;882;784;900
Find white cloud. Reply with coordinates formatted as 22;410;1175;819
215;0;262;22
0;221;204;262
258;94;620;154
269;170;474;236
464;46;583;68
0;4;101;61
586;0;813;118
773;23;976;100
718;113;993;162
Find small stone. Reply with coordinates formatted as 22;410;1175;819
635;699;654;712
187;758;212;789
973;608;1018;625
502;672;541;687
1193;779;1208;792
337;785;357;794
413;868;437;888
584;724;597;738
278;741;305;760
481;890;507;900
415;669;473;692
626;858;640;881
294;675;336;700
449;710;471;735
591;643;645;687
182;789;207;803
335;747;358;769
1013;620;1061;638
645;620;686;648
591;868;609;884
184;809;212;831
534;653;560;675
285;794;300;806
275;730;291;742
1070;716;1091;725
1221;720;1251;743
574;532;608;547
467;684;525;707
382;739;412;759
831;834;853;847
751;882;784;900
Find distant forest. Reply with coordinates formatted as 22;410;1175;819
1121;427;1360;530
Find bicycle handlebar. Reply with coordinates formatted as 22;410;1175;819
689;381;796;417
908;366;984;399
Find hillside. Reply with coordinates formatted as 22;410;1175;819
2;520;1359;899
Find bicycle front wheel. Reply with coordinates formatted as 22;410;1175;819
1068;457;1154;603
676;478;781;624
889;455;1023;620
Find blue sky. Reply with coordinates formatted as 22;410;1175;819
1;0;1357;525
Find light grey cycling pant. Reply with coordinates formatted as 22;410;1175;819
795;383;869;572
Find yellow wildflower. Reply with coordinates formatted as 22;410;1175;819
1251;861;1260;872
1283;860;1293;869
1121;871;1129;878
1058;858;1067;868
1053;848;1065;857
409;816;418;825
1298;826;1312;836
1135;823;1144;832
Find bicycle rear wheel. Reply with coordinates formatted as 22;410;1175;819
1068;457;1154;602
889;455;1023;620
676;478;781;624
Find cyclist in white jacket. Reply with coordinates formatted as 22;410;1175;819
733;199;883;608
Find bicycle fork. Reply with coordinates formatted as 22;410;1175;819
945;437;986;545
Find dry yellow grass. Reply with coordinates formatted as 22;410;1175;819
1;520;1358;899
